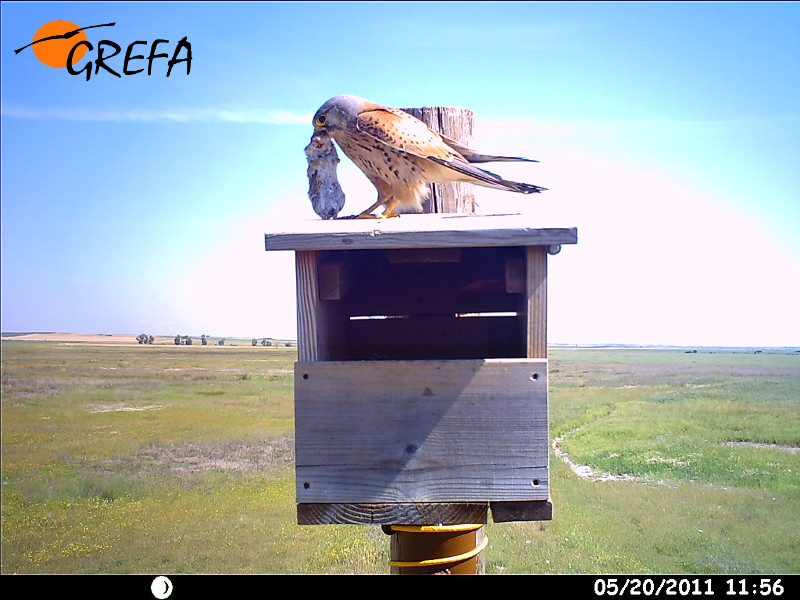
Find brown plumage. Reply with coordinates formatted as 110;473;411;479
311;95;546;218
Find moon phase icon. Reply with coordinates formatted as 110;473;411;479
151;576;173;599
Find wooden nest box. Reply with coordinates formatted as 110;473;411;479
265;213;577;525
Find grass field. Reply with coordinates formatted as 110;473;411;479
1;341;798;574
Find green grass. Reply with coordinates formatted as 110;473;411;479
521;347;800;575
2;342;798;574
549;348;799;493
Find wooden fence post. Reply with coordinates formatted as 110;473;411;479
400;106;476;215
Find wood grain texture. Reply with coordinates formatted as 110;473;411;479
527;246;548;359
294;359;549;505
297;502;488;526
317;258;351;301
265;213;577;252
400;106;476;214
295;251;325;361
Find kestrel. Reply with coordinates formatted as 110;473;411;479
311;95;547;218
305;131;346;219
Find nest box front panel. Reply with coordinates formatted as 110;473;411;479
294;358;549;504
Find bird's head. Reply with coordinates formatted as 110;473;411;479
312;95;369;133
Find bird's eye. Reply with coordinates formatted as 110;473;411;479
314;114;327;127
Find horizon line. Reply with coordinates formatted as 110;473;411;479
1;331;797;350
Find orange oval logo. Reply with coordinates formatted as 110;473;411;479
31;20;88;68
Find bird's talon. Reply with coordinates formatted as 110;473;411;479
337;213;379;220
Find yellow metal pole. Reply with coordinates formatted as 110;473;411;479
387;525;487;575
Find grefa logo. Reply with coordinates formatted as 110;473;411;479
14;20;192;81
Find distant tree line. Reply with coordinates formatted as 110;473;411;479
135;334;291;347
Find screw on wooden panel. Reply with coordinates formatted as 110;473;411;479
530;373;539;381
303;482;310;488
532;479;540;486
302;373;309;380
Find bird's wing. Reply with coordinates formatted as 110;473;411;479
355;106;457;161
356;106;538;164
438;134;538;164
355;106;546;193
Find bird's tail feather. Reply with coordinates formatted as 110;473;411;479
440;134;539;164
476;177;548;194
488;179;548;194
430;155;547;194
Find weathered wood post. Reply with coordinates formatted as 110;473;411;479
264;105;577;575
400;106;476;215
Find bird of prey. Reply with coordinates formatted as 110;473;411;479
305;131;346;219
311;95;547;218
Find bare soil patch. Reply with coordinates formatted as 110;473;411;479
552;431;638;482
2;332;139;344
97;438;295;475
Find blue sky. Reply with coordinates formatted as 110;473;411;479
1;1;798;346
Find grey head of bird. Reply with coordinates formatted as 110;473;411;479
312;95;373;133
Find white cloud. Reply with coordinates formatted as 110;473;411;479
0;104;311;124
